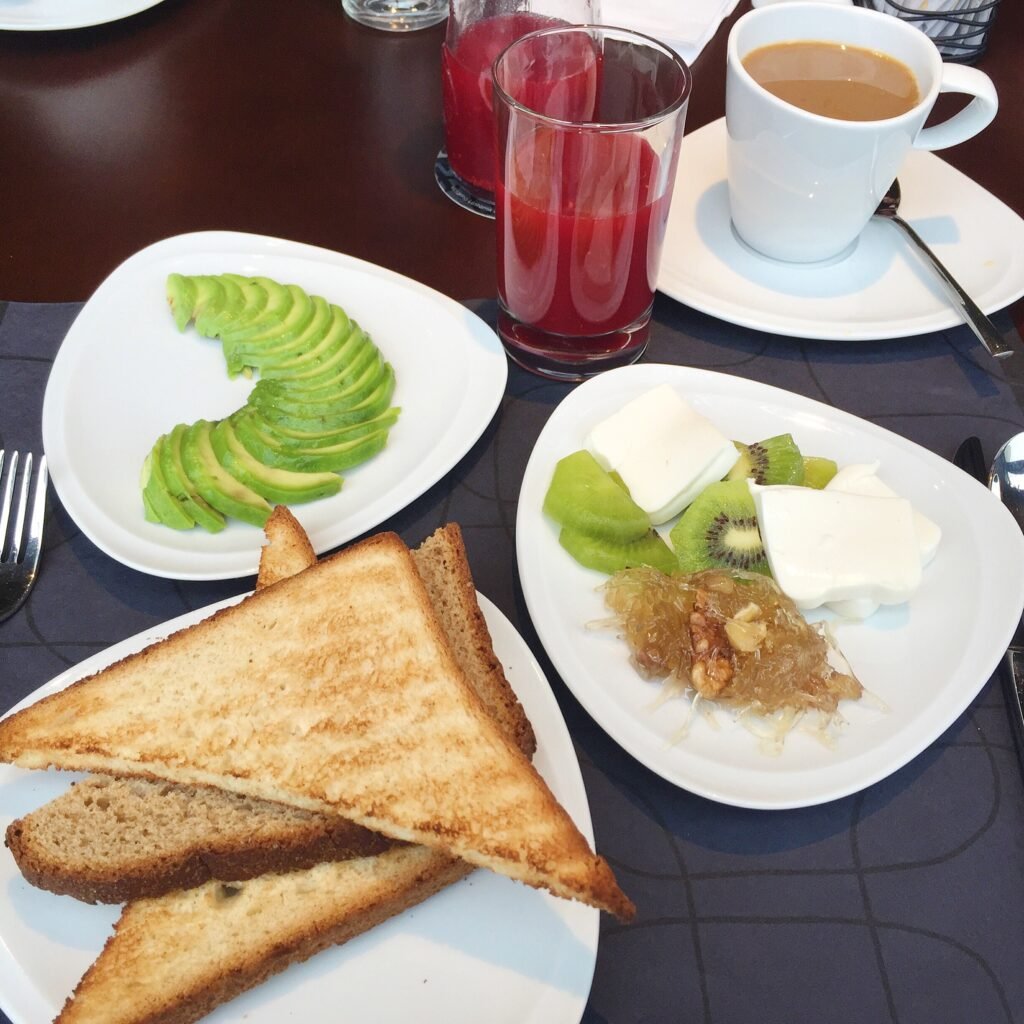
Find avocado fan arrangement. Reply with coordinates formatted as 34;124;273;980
141;273;400;532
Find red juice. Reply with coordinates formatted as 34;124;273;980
441;11;562;193
496;131;672;345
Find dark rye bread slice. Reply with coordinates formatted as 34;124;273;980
6;515;535;905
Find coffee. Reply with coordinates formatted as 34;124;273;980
742;40;919;121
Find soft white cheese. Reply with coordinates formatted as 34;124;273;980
826;462;941;565
586;384;739;524
748;482;922;612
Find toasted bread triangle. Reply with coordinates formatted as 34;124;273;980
0;531;632;919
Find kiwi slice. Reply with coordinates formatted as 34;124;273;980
669;479;769;575
543;450;650;542
726;433;805;486
559;527;678;576
802;455;838;489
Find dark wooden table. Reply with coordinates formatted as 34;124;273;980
0;0;1020;305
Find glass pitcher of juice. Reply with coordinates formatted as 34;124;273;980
435;0;598;218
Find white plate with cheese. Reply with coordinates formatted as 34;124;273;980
0;594;598;1024
42;231;507;580
516;363;1024;809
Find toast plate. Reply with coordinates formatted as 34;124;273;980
657;118;1024;340
516;363;1024;809
0;0;166;30
0;594;598;1024
41;231;507;580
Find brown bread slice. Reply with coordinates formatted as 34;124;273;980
6;517;535;905
57;847;470;1024
5;776;396;904
0;528;630;918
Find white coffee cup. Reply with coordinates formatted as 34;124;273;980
726;3;998;263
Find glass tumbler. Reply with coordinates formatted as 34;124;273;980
436;0;597;218
492;25;690;379
343;0;448;32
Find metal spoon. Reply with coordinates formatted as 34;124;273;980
986;431;1024;777
989;431;1024;532
875;179;1014;359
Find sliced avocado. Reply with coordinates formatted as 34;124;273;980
231;409;393;473
211;418;342;504
256;305;356;382
159;422;227;533
250;363;396;432
194;274;247;339
181;420;273;527
188;276;227;338
250;350;386;419
142;488;161;524
226;284;316;368
233;294;334;375
166;274;198;332
141;438;196;530
219;276;294;368
239;405;400;449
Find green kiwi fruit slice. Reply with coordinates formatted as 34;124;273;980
669;479;769;575
559;527;678;576
801;456;838;489
543;450;650;543
726;433;805;486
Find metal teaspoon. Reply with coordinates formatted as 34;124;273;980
875;179;1014;359
989;430;1024;533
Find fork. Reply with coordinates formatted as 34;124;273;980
0;451;48;624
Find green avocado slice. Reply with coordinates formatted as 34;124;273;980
250;349;386;419
211;419;342;504
236;294;334;372
231;409;394;473
239;406;400;449
257;303;356;380
181;420;273;527
249;363;396;432
194;274;247;339
141;437;196;530
226;283;317;368
159;422;227;533
166;274;198;332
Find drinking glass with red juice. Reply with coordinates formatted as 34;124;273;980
435;0;597;218
492;25;690;379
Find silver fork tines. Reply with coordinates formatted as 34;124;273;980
0;451;48;624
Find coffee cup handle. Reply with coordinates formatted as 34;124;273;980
914;65;998;152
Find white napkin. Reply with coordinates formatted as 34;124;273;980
599;0;743;65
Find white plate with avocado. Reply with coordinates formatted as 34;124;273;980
42;232;507;580
0;593;599;1024
0;0;166;30
516;362;1024;809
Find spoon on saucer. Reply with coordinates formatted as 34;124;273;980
874;179;1014;359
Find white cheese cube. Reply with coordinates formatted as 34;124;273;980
826;462;941;565
586;385;738;524
749;483;922;611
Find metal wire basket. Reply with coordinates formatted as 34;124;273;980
856;0;1000;62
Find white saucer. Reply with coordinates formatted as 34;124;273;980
0;0;166;30
657;117;1024;341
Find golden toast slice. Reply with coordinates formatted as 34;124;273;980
0;527;630;919
6;515;536;905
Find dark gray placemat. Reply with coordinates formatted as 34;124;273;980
2;295;1023;1024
